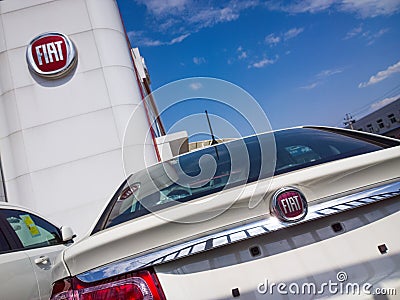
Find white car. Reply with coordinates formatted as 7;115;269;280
0;203;75;300
51;126;400;299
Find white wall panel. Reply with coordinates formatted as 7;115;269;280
0;100;8;139
0;15;6;53
102;66;143;106
94;29;132;68
124;103;157;146
0;52;13;95
30;149;125;237
123;144;158;175
15;69;110;129
4;174;36;209
112;104;142;142
23;108;121;172
0;132;30;180
0;0;56;14
6;46;34;89
86;0;124;32
1;0;91;49
1;90;20;136
70;31;102;73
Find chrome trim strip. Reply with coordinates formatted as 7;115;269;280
77;181;400;283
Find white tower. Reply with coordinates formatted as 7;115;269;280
0;0;158;237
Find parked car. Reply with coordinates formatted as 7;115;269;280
51;126;400;299
0;203;75;300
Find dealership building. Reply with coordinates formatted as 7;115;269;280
0;0;188;237
347;98;400;139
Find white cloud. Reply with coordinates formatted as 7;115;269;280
339;0;400;18
316;68;344;78
365;28;389;45
264;28;303;47
370;95;400;110
128;31;190;47
189;82;203;90
343;24;389;45
140;39;163;47
284;27;304;40
267;0;336;14
238;52;247;60
136;0;257;31
266;0;400;18
249;57;277;68
193;57;206;65
189;7;236;25
301;82;319;90
344;24;363;39
301;67;344;90
169;33;190;44
237;46;247;59
265;33;281;46
128;31;163;46
132;0;399;48
359;60;400;88
132;1;259;47
135;0;189;16
356;95;400;118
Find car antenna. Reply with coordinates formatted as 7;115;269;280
205;110;219;160
205;110;218;145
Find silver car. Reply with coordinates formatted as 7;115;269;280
51;126;400;299
0;203;75;300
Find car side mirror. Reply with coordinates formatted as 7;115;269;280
61;226;76;243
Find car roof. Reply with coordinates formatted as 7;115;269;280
0;202;28;210
0;202;61;227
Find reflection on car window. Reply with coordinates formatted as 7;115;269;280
285;145;321;164
101;128;386;230
106;143;239;228
4;210;62;249
0;229;11;253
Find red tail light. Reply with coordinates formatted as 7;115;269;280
51;270;166;300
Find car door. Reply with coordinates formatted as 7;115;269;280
1;209;68;299
0;217;40;300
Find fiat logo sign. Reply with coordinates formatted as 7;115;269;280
271;187;307;222
26;32;77;78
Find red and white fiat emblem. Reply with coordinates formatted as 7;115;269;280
26;32;77;78
271;187;308;222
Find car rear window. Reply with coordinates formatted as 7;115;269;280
0;229;11;253
272;128;388;174
94;128;397;232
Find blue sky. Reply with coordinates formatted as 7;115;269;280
117;0;400;139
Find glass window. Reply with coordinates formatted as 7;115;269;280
366;124;374;133
284;145;321;164
0;229;11;253
377;119;384;129
97;128;395;231
388;114;396;124
3;210;62;249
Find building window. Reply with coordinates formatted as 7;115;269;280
357;128;363;131
388;114;396;124
0;155;6;202
377;119;385;129
366;124;374;133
